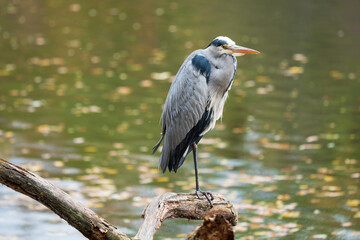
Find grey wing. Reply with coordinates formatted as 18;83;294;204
158;54;209;172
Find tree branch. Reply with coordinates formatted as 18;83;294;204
0;158;238;240
135;192;238;240
0;158;130;240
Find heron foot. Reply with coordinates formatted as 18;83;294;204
195;190;214;208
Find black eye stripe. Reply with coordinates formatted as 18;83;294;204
208;39;227;47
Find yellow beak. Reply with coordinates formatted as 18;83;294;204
230;45;260;54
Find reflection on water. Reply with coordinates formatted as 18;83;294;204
0;0;359;239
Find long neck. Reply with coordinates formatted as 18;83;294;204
203;51;237;121
207;53;236;95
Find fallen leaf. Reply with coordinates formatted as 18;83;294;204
281;211;300;218
116;87;131;95
84;146;97;153
346;199;360;207
311;234;327;239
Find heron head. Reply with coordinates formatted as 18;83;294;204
208;36;260;57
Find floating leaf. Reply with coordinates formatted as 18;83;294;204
111;192;132;201
140;79;153;87
232;127;244;133
341;222;352;227
151;72;171;80
263;142;296;150
354;212;360;218
117;123;129;132
116;87;132;95
156;176;169;182
36;124;64;135
299;144;321;150
282;211;300;218
323;176;335;182
256;75;270;82
91;67;103;75
261;185;277;192
330;70;344;80
69;3;81;12
53;161;64;167
84;146;97;153
89;202;104;208
125;165;134;170
316;191;344;197
293;53;308;63
73;137;85;144
322;185;340;191
176;233;187;238
351;173;360;178
306;135;319;142
311;234;327;239
283;66;304;77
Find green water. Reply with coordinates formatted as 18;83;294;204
0;0;359;239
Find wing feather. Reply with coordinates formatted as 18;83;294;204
158;52;209;172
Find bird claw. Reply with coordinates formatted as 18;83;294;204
195;190;214;208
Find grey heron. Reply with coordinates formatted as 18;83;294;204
153;36;260;207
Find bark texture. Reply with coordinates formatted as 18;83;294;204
134;192;238;240
187;215;234;240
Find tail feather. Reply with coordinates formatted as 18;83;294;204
158;109;212;173
152;134;164;154
153;132;169;173
168;144;191;173
159;145;169;173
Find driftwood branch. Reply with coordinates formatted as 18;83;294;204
0;158;130;240
0;158;238;240
135;192;238;240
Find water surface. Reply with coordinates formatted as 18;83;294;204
0;0;359;239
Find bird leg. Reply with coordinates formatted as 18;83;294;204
192;143;214;208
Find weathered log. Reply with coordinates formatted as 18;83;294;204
0;158;130;240
134;192;238;240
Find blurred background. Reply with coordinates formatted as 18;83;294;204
0;0;359;239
